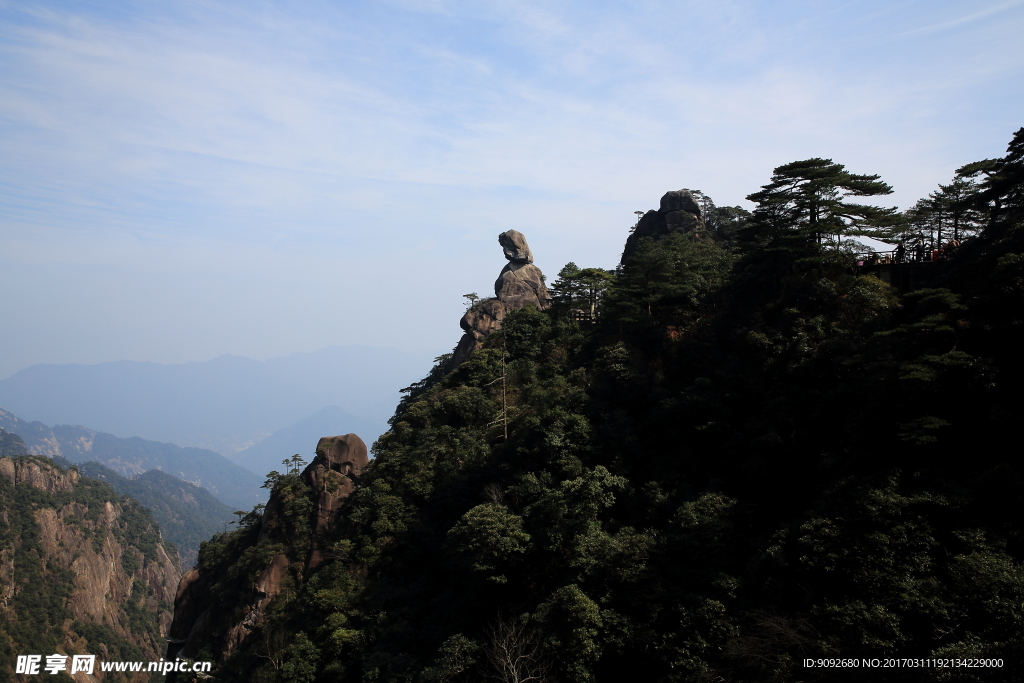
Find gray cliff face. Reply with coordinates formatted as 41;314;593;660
0;456;182;673
451;231;550;369
620;189;705;264
305;434;368;539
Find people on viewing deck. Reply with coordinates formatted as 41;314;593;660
856;240;966;267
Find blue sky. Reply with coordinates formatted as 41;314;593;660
2;0;1022;379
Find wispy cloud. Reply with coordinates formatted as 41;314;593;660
0;0;1021;376
895;0;1024;37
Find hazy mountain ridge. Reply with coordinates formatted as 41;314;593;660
0;408;263;510
75;461;236;568
1;423;238;567
0;428;28;457
234;405;386;477
0;345;430;456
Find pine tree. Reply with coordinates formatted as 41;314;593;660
934;176;983;242
744;158;899;247
957;127;1024;233
550;262;583;308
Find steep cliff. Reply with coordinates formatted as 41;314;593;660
0;456;181;682
165;434;367;671
77;462;236;568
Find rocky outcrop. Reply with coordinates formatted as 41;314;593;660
498;229;535;263
451;299;508;368
306;434;368;535
0;453;79;493
451;231;551;369
620;189;705;264
166;565;209;649
496;230;549;310
495;262;548;310
0;456;181;680
167;434;368;665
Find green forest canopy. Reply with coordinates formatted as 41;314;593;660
193;127;1024;683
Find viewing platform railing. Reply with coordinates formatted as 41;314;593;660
854;243;961;266
852;244;961;292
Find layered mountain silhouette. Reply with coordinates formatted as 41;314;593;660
74;460;235;567
0;407;263;509
0;345;429;456
233;405;386;479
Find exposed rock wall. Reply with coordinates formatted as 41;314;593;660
306;434;368;536
0;456;181;681
0;409;62;456
0;454;79;493
451;230;550;369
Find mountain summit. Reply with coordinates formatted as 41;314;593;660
161;127;1024;683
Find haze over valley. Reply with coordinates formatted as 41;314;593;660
0;345;430;460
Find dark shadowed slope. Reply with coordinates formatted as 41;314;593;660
165;128;1024;682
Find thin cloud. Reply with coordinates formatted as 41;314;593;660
895;0;1023;37
1;0;1021;377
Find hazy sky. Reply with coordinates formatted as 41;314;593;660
2;0;1022;380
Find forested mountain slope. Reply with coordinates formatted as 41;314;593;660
0;429;28;457
0;456;181;683
171;128;1024;683
2;423;238;567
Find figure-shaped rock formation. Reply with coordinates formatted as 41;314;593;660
495;230;549;309
620;189;705;264
451;230;550;369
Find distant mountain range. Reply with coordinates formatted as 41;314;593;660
0;404;384;566
1;428;234;566
0;407;264;509
0;345;430;456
